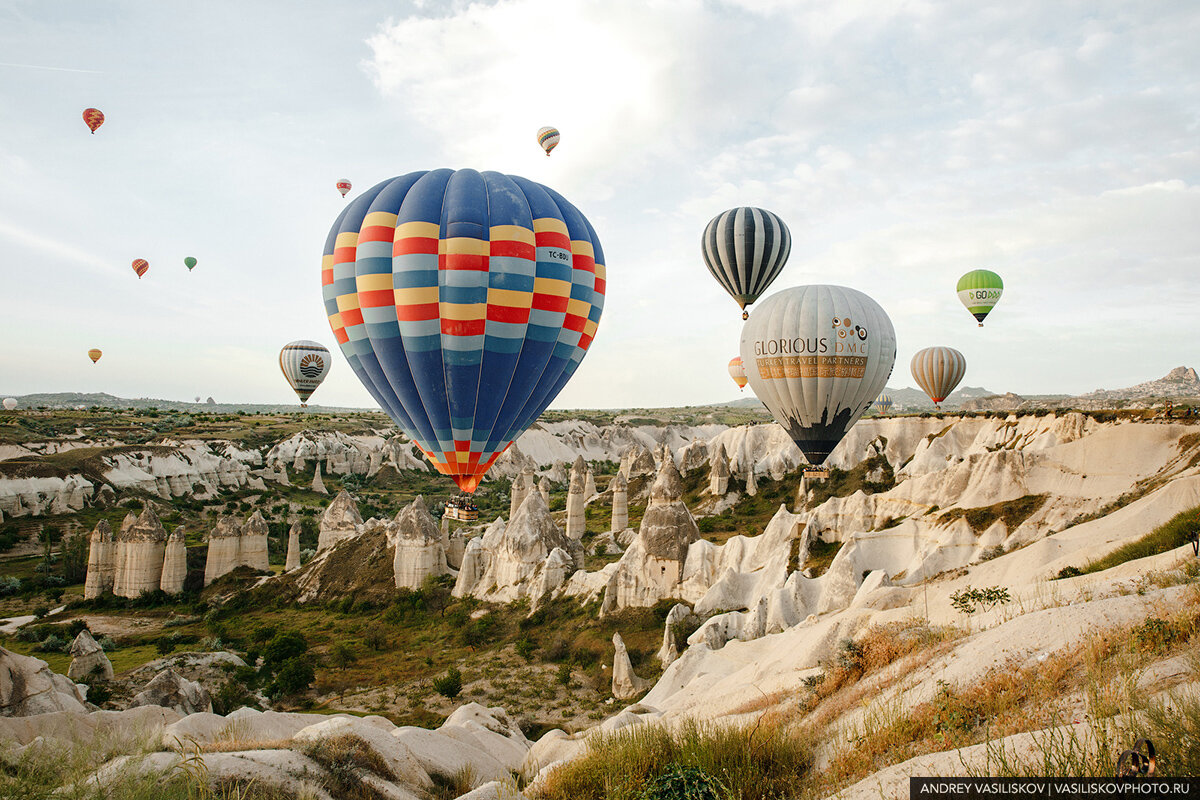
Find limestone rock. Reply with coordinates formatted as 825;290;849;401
678;439;710;475
310;463;327;494
203;516;243;586
657;603;695;667
745;462;757;496
709;443;731;496
391;496;449;589
510;467;535;521
611;633;650;699
240;510;270;572
318;490;362;551
285;521;301;571
592;530;623;556
0;646;87;716
159;527;187;595
610;472;628;533
67;630;114;682
619;443;656;480
129;668;213;716
83;519;114;599
537;476;551;506
584;468;597;500
113;506;168;599
566;456;587;541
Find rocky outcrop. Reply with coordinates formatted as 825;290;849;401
83;519;114;599
318;490;362;551
611;633;650;699
0;475;93;519
566;456;587;541
113;506;168;598
510;467;535;521
709;443;731;495
240;510;270;572
0;646;87;716
310;463;327;494
619;443;656;481
745;463;757;496
266;430;429;476
584;468;597;500
159;527;187;594
602;456;699;612
678;439;709;475
129;668;213;716
285;521;301;571
453;492;582;603
656;603;695;667
537;476;551;506
610;472;628;533
390;496;450;589
203;516;243;586
67;630;114;682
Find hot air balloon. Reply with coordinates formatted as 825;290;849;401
131;259;149;279
911;346;966;409
279;340;331;407
728;356;747;390
82;108;104;134
703;207;792;320
957;269;1003;327
740;285;896;465
322;168;606;493
336;179;352;198
2;398;16;411
184;257;197;271
874;394;893;415
194;396;201;403
537;127;560;156
88;349;102;364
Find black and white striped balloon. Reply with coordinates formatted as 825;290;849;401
702;206;792;319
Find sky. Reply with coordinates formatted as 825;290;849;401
0;0;1197;411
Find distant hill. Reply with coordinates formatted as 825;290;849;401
0;392;378;415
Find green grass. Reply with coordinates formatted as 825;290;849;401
1059;505;1200;577
937;494;1048;534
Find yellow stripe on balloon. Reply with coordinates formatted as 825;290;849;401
489;225;535;244
570;240;595;259
566;298;591;317
363;211;398;229
356;273;393;292
394;221;440;240
336;294;361;312
487;288;534;308
532;217;569;235
395;286;439;305
441;303;487;321
533;277;571;296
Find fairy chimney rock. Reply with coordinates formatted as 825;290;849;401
566;456;587;541
584;468;597;500
745;462;758;496
159;527;187;595
510;466;535;521
240;510;270;572
83;519;115;599
318;489;363;551
114;506;168;599
203;516;243;586
611;632;650;699
311;463;328;495
285;521;302;571
537;476;552;506
67;629;114;682
610;471;628;533
709;443;731;495
391;495;449;590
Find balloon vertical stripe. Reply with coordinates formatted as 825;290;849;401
911;346;967;405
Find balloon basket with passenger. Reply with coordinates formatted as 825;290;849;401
443;494;479;522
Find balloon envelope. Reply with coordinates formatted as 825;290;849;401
740;285;895;465
88;349;102;363
537;126;560;156
322;168;606;493
957;269;1003;326
184;257;197;270
131;259;149;278
702;207;791;318
874;393;893;414
728;356;747;389
336;179;352;198
2;398;16;411
82;108;104;134
911;346;966;406
279;340;331;405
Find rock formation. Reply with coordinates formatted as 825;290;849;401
390;496;450;589
318;490;362;551
129;668;213;716
240;510;270;572
678;439;710;475
0;646;87;716
83;519;114;599
67;630;114;682
453;491;582;603
744;462;757;496
159;527;187;595
709;443;730;495
656;604;695;668
566;456;587;541
602;456;699;612
311;463;327;494
610;472;628;533
619;443;656;481
510;467;535;521
113;506;168;599
203;516;241;586
285;521;301;571
537;476;551;506
584;467;597;500
611;633;650;699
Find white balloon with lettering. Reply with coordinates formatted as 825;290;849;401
740;284;896;465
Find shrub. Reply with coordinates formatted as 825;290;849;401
262;630;307;666
433;667;463;699
641;765;726;800
515;636;538;662
270;657;314;697
950;586;1012;614
556;663;572;686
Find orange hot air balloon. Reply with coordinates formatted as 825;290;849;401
83;108;105;134
88;349;103;364
131;259;149;279
336;179;352;198
728;356;748;389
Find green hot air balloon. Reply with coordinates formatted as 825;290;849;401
184;257;197;271
956;269;1003;326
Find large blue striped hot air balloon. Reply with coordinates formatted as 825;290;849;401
322;169;606;493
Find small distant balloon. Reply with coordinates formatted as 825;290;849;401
194;396;201;403
88;348;103;364
279;340;331;407
2;398;16;411
911;346;966;409
132;259;149;279
728;356;747;390
184;257;197;271
957;269;1003;327
874;394;893;414
537;127;560;156
82;108;104;134
336;179;352;198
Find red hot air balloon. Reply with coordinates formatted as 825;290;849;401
83;108;105;134
336;179;352;198
131;259;149;279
